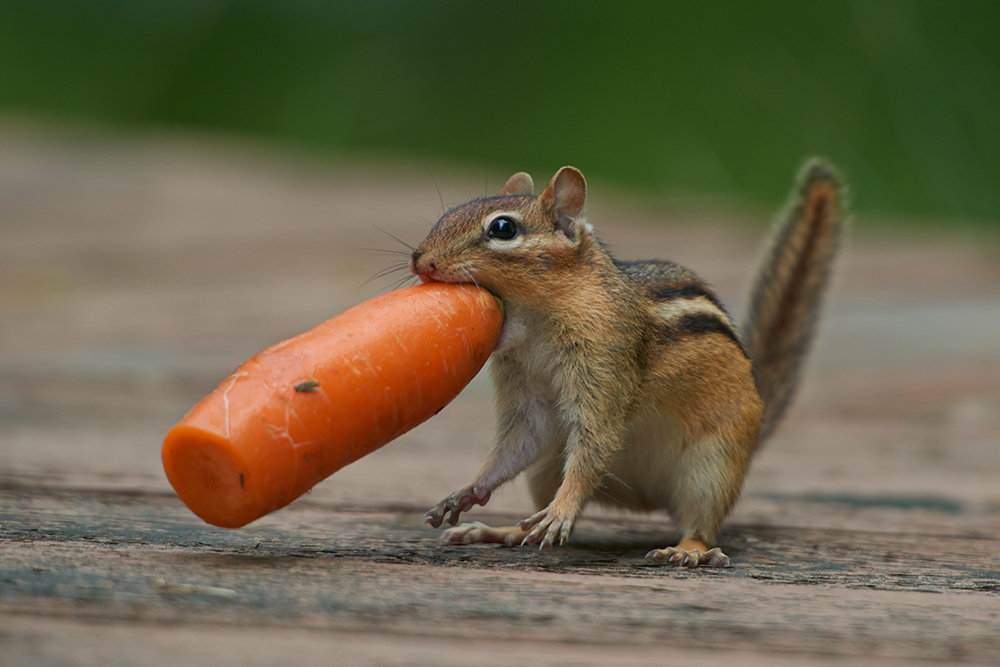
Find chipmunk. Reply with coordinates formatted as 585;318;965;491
409;160;843;567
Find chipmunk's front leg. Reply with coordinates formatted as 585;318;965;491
518;336;634;548
518;419;625;548
426;375;552;530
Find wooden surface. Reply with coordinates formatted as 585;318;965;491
2;121;999;665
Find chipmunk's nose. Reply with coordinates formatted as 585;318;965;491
409;249;437;283
409;248;423;273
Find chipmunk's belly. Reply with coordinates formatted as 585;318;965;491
598;412;688;512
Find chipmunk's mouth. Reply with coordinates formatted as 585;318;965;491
409;255;446;284
414;268;447;284
410;258;510;350
409;256;480;288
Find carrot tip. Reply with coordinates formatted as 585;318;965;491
162;425;259;528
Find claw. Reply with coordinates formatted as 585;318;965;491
519;535;551;549
425;508;445;528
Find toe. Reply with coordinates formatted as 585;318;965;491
701;547;731;567
441;521;484;543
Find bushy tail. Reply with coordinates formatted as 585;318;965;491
743;159;846;441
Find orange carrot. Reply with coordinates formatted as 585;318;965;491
161;283;503;528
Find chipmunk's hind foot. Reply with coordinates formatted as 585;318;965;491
441;522;528;546
645;538;731;568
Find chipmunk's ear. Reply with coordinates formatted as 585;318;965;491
540;166;587;239
500;171;534;196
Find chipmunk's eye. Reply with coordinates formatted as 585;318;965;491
487;216;518;240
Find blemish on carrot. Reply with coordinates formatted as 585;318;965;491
294;380;320;393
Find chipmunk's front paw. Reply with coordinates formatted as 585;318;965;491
516;507;575;549
441;522;527;546
645;546;730;569
425;484;491;528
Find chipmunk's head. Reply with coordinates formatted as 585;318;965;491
410;166;591;297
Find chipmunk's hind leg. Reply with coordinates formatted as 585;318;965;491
642;432;751;568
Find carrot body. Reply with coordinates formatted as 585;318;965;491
162;283;503;528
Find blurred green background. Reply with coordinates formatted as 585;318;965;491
0;0;997;225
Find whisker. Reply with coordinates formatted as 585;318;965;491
585;473;632;510
372;224;416;252
371;264;410;280
603;471;633;492
357;247;413;258
592;486;628;509
386;274;419;293
427;167;445;214
361;262;410;287
463;266;482;291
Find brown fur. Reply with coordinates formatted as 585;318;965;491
413;162;844;567
744;159;845;439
